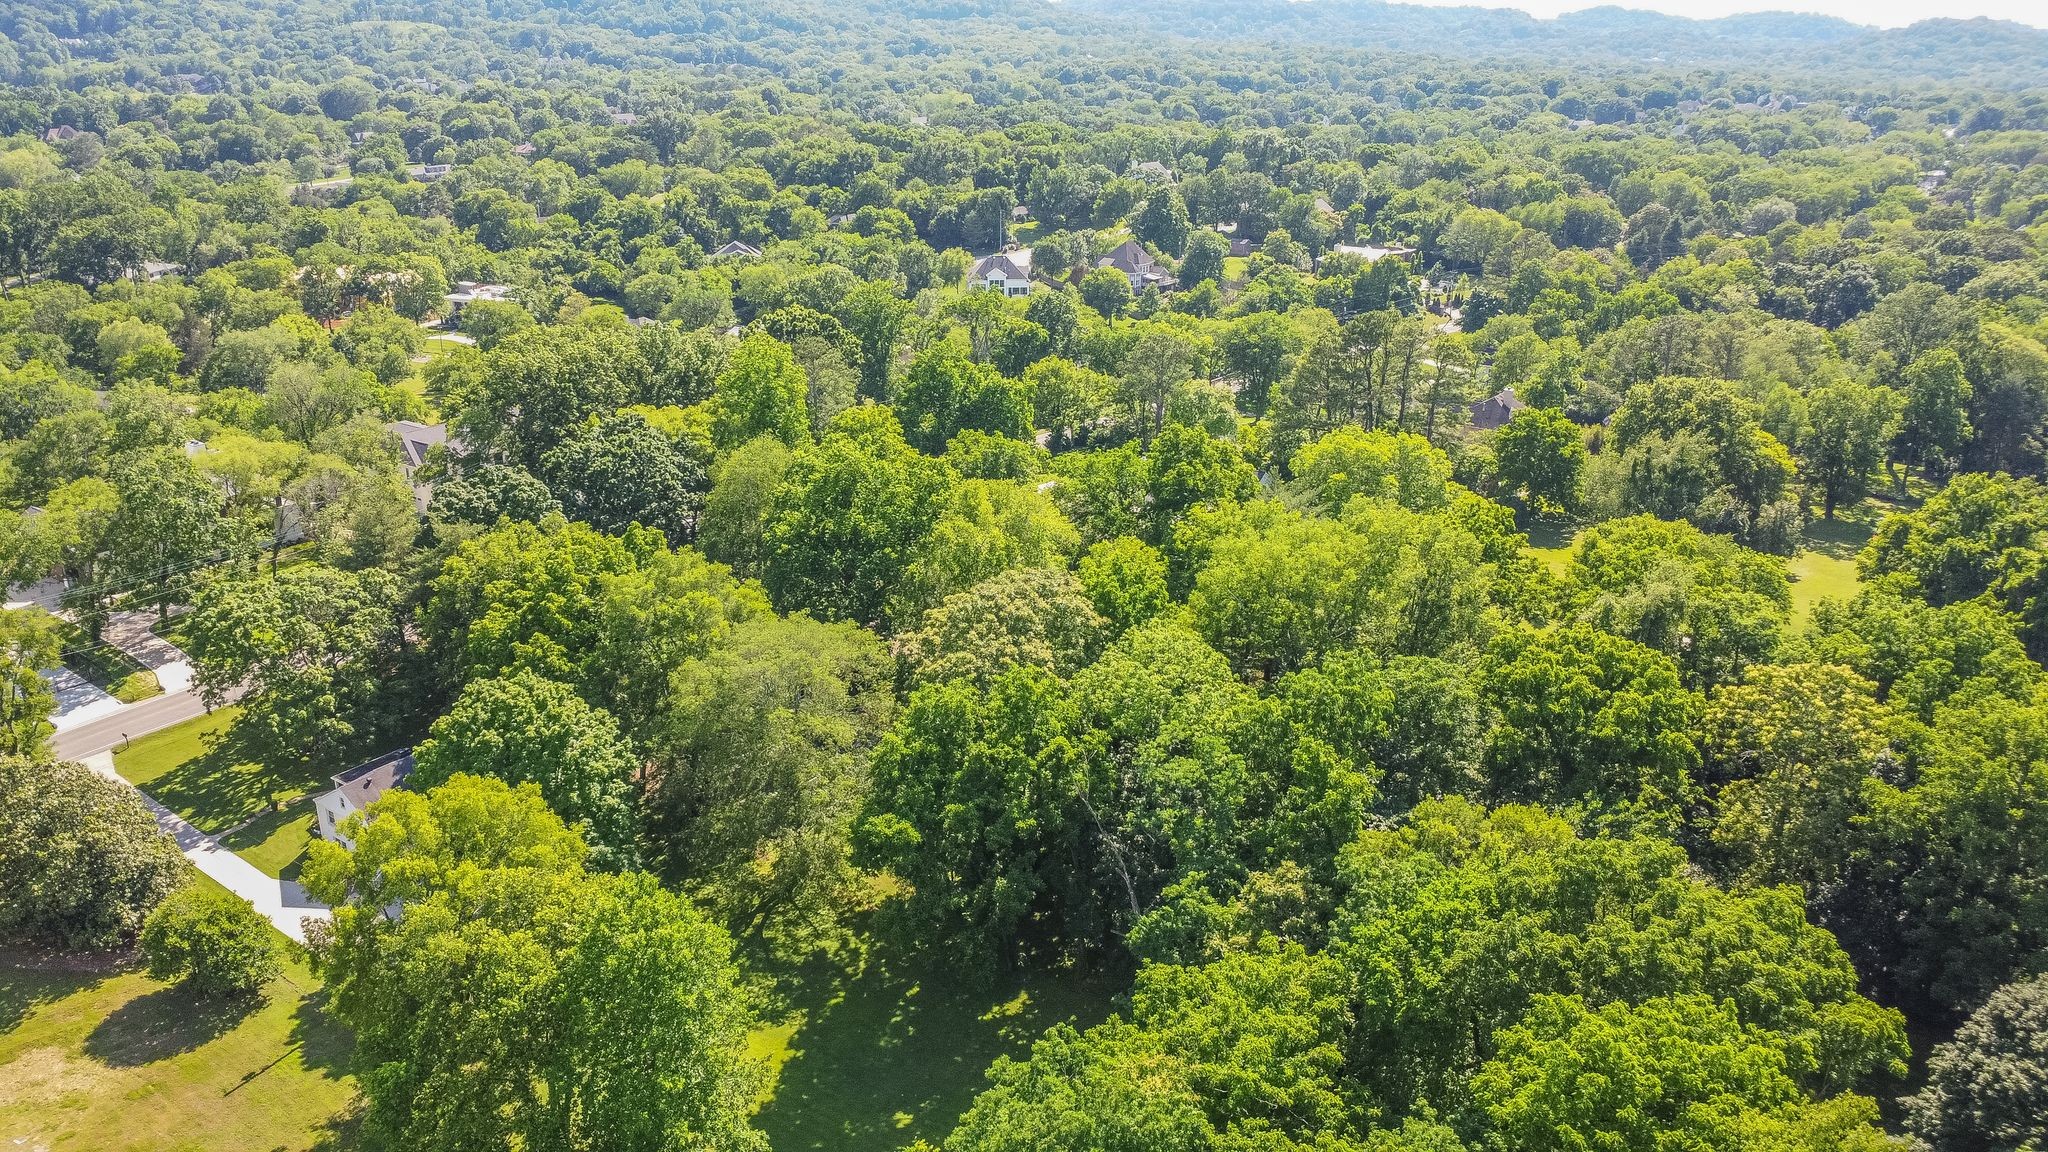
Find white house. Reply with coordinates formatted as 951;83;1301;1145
315;749;415;847
1322;243;1416;267
442;281;514;323
714;241;763;259
970;248;1034;297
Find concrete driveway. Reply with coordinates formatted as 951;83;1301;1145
82;751;329;944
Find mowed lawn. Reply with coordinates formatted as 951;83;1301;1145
112;706;326;843
0;947;357;1152
751;930;1118;1152
222;806;318;880
1788;549;1862;626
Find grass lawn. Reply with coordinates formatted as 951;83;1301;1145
222;805;317;880
112;706;328;836
1522;519;1580;577
751;927;1117;1152
0;948;357;1152
1788;549;1862;627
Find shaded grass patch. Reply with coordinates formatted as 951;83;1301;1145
0;949;356;1152
751;925;1117;1152
113;706;327;835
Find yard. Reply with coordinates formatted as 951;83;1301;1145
1787;549;1863;626
112;707;327;859
222;807;318;880
0;946;357;1152
750;927;1117;1152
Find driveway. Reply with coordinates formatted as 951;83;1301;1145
41;666;125;730
83;751;329;944
101;610;195;694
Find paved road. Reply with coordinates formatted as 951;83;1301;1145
52;686;243;761
82;752;328;944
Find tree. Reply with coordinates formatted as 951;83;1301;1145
946;947;1351;1152
1473;994;1895;1152
711;332;810;450
1133;190;1190;258
1080;265;1133;322
1481;624;1699;830
835;281;912;401
317;78;377;120
762;410;953;627
455;324;648;471
1907;972;2048;1152
430;463;562;527
540;410;707;543
900;567;1106;687
1563;515;1790;689
889;478;1082;626
1179;229;1228;292
896;344;1033;454
141;884;282;997
1335;799;1907;1116
1077;536;1172;635
304;775;765;1152
1187;501;1490;679
1221;312;1300;417
107;447;222;621
699;435;793;577
1894;349;1972;478
1144;423;1259;545
1492;407;1584;515
859;665;1085;969
1117;329;1198;442
1704;663;1893;901
187;565;405;777
411;669;642;870
0;608;59;758
0;756;184;950
1803;377;1901;518
647;615;892;954
1289;426;1454;515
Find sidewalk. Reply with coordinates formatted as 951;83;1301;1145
82;751;330;944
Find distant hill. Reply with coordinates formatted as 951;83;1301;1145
1066;0;2048;85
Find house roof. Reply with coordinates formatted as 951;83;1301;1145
385;420;449;471
444;282;513;305
971;248;1033;282
1326;243;1416;264
1098;240;1156;276
1474;387;1526;412
715;241;763;258
331;748;415;804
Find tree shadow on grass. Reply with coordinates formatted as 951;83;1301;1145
81;983;260;1066
220;803;313;881
0;950;120;1033
288;985;355;1081
146;728;324;836
1801;512;1877;559
753;926;1117;1152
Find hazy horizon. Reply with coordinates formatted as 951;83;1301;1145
1390;0;2048;30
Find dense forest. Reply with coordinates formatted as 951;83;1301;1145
0;0;2046;1149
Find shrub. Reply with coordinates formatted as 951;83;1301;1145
141;885;282;997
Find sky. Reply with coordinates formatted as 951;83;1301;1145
1390;0;2048;29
